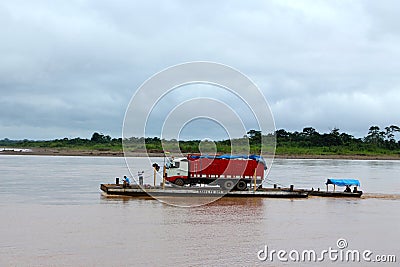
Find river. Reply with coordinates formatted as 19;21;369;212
0;155;399;266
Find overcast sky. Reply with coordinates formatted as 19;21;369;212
1;0;400;140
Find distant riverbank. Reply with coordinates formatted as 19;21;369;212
2;127;400;160
1;147;400;160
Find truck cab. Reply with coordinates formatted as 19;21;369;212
165;157;189;186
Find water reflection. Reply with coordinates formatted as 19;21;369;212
210;197;264;207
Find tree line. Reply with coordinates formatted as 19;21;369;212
1;126;400;155
129;125;400;154
275;125;400;150
0;132;122;150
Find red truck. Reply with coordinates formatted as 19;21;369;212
165;154;266;190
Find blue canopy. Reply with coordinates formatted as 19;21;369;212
326;179;360;187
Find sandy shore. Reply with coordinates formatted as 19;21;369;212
1;148;399;160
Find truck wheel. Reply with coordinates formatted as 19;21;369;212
174;178;185;186
223;180;235;190
236;180;247;191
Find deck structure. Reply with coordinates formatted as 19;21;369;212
100;184;309;198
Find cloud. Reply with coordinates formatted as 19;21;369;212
0;0;399;139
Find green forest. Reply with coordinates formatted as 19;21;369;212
1;125;400;157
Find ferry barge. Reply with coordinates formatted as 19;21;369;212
100;154;363;199
100;183;309;198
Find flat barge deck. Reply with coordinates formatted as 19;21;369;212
100;184;309;198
